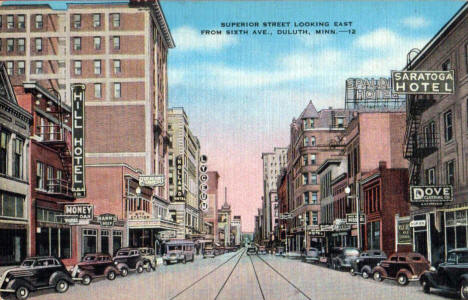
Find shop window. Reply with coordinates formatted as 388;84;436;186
113;231;122;255
82;229;97;255
36;227;70;258
444;110;453;142
12;138;23;178
0;131;8;175
101;230;109;254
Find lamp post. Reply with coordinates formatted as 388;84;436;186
298;214;307;252
345;186;360;249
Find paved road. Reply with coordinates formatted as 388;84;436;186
4;250;458;300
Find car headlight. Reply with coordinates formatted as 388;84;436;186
355;259;360;263
377;263;380;266
114;261;118;265
5;277;9;283
430;266;436;272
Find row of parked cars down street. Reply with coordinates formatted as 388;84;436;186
0;240;198;300
202;244;239;259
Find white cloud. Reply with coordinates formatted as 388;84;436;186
402;16;430;29
172;26;238;51
355;28;400;49
168;68;185;86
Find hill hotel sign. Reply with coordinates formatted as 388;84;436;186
391;71;455;94
71;84;86;198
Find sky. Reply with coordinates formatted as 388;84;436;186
4;0;466;232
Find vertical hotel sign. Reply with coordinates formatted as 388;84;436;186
71;84;86;198
174;155;185;201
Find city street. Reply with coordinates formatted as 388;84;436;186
17;249;455;300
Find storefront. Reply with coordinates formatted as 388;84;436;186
36;207;72;259
78;220;125;257
411;211;445;266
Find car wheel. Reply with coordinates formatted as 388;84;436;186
107;270;116;280
460;280;468;299
55;279;69;293
397;274;409;286
137;265;144;273
15;286;29;300
373;271;383;282
120;267;128;277
350;268;356;276
81;275;92;285
362;270;370;279
145;263;151;272
421;278;430;294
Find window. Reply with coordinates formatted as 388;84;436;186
94;83;102;98
444;110;453;142
17;61;25;75
310;154;316;165
336;117;344;128
113;60;121;73
93;14;101;28
303;137;308;146
35;61;43;74
302;173;308;185
7;15;13;29
311;173;317;185
35;38;42;52
35;15;43;29
7;39;14;52
112;13;120;27
0;131;8;174
442;59;451;71
113;36;120;50
0;39;2;51
0;16;2;28
0;192;25;219
47;166;54;192
304;192;309;204
311;136;316;146
73;37;81;50
12;138;23;178
114;83;121;98
446;160;455;186
311;192;318;204
93;37;101;50
73;14;81;29
310;118;315;128
18;15;25;29
303;119;307;129
425;167;435;185
74;61;82;75
302;154;308;166
94;60;101;75
6;61;13;75
18;38;25;52
36;162;44;189
312;212;318;225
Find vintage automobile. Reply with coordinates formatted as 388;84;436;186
112;248;146;276
163;240;195;265
328;247;360;270
257;246;267;255
70;253;120;285
420;248;468;298
0;256;74;300
349;250;387;278
247;246;257;256
203;246;217;258
138;247;157;271
372;252;430;285
302;248;321;264
275;247;285;256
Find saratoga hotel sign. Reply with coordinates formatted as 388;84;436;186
71;84;86;198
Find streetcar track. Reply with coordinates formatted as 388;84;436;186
248;254;266;300
213;249;245;300
169;249;246;300
254;254;312;300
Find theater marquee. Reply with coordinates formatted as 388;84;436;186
71;84;86;198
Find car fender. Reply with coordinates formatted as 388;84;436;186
77;270;93;279
104;266;119;275
420;271;438;287
8;278;35;292
372;266;388;277
136;260;144;268
396;269;413;279
457;274;468;288
360;265;372;275
116;262;129;271
49;271;74;286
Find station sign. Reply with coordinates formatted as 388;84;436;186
139;174;165;187
410;186;453;206
71;84;86;198
346;213;366;224
410;220;426;228
174;155;185;201
98;213;117;227
391;70;455;94
63;203;93;225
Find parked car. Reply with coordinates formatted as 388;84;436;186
247;246;257;255
372;252;430;286
302;248;321;264
275;247;285;256
70;253;119;285
0;256;74;300
163;240;195;265
350;250;387;278
203;246;217;258
420;248;468;298
112;248;146;276
257;246;267;255
328;247;360;270
138;247;157;271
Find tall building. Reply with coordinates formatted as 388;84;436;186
205;171;220;242
287;101;351;251
0;0;175;262
167;107;202;239
231;215;242;246
403;2;468;265
218;189;232;247
261;147;287;243
0;63;32;265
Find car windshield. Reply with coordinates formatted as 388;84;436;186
84;255;96;261
447;252;468;264
344;249;359;256
117;250;129;256
168;245;182;251
21;260;35;267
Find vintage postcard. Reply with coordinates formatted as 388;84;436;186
0;0;467;299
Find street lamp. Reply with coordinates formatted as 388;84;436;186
345;186;360;249
298;214;307;252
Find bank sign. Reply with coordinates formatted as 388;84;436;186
71;84;86;198
410;186;453;206
391;71;455;94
